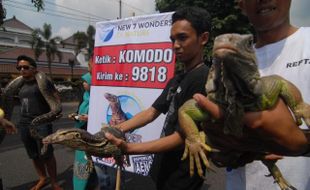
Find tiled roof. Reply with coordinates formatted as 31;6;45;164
3;16;33;32
0;63;88;76
0;47;76;64
62;34;76;45
0;16;88;80
0;47;88;78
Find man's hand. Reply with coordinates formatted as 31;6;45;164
0;117;17;134
193;93;308;156
105;132;128;153
78;114;88;121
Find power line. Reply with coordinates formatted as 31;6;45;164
6;0;106;21
4;2;101;23
44;0;109;21
112;0;152;15
4;0;155;25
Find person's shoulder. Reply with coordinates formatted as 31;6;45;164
298;27;310;35
191;64;209;77
300;27;310;31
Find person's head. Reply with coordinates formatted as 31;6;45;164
170;7;211;66
88;55;93;74
16;55;37;79
238;0;292;32
82;73;91;92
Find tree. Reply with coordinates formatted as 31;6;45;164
31;0;44;11
73;31;87;54
31;23;62;78
68;58;75;81
86;25;95;55
73;25;95;58
155;0;253;65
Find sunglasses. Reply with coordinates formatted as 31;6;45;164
16;65;33;71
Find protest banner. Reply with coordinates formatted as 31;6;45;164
88;12;175;175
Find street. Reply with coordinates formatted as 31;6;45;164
0;102;225;190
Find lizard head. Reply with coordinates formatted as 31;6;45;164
104;93;119;103
212;33;262;96
42;128;88;149
213;33;255;62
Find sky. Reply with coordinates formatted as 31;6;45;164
3;0;310;39
3;0;157;39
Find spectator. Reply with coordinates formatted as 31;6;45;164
3;55;62;190
68;58;97;190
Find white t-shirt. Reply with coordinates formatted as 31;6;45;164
226;27;310;190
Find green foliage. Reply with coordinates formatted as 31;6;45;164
73;31;88;53
31;0;44;11
0;1;5;26
155;0;254;70
73;25;95;58
31;23;63;78
86;25;96;55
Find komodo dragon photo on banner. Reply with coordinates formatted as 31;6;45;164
178;33;310;190
104;92;128;126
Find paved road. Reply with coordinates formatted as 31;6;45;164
0;102;226;190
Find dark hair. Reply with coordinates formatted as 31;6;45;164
17;55;37;68
172;7;212;36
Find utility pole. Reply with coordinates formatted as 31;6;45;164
119;0;122;19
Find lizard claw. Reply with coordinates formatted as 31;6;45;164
85;160;94;172
182;131;218;178
262;160;297;190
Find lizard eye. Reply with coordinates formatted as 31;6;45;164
248;38;253;48
246;35;254;50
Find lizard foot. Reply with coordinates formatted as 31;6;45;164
296;103;310;127
262;160;297;190
85;160;94;172
182;131;219;178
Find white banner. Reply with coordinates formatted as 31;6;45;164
88;12;175;176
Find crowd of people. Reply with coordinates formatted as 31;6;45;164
1;1;309;190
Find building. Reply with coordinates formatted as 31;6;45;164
0;16;88;87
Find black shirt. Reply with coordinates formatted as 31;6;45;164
18;79;52;122
151;64;209;190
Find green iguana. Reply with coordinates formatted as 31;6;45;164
178;33;310;190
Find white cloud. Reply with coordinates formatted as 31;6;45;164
55;26;75;39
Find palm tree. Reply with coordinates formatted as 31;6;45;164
73;31;87;55
31;23;62;78
68;58;75;81
73;25;95;59
86;25;95;56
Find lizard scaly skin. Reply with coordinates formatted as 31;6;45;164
178;33;310;190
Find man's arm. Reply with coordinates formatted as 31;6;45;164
116;106;161;132
106;131;183;154
193;93;308;155
0;117;17;134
